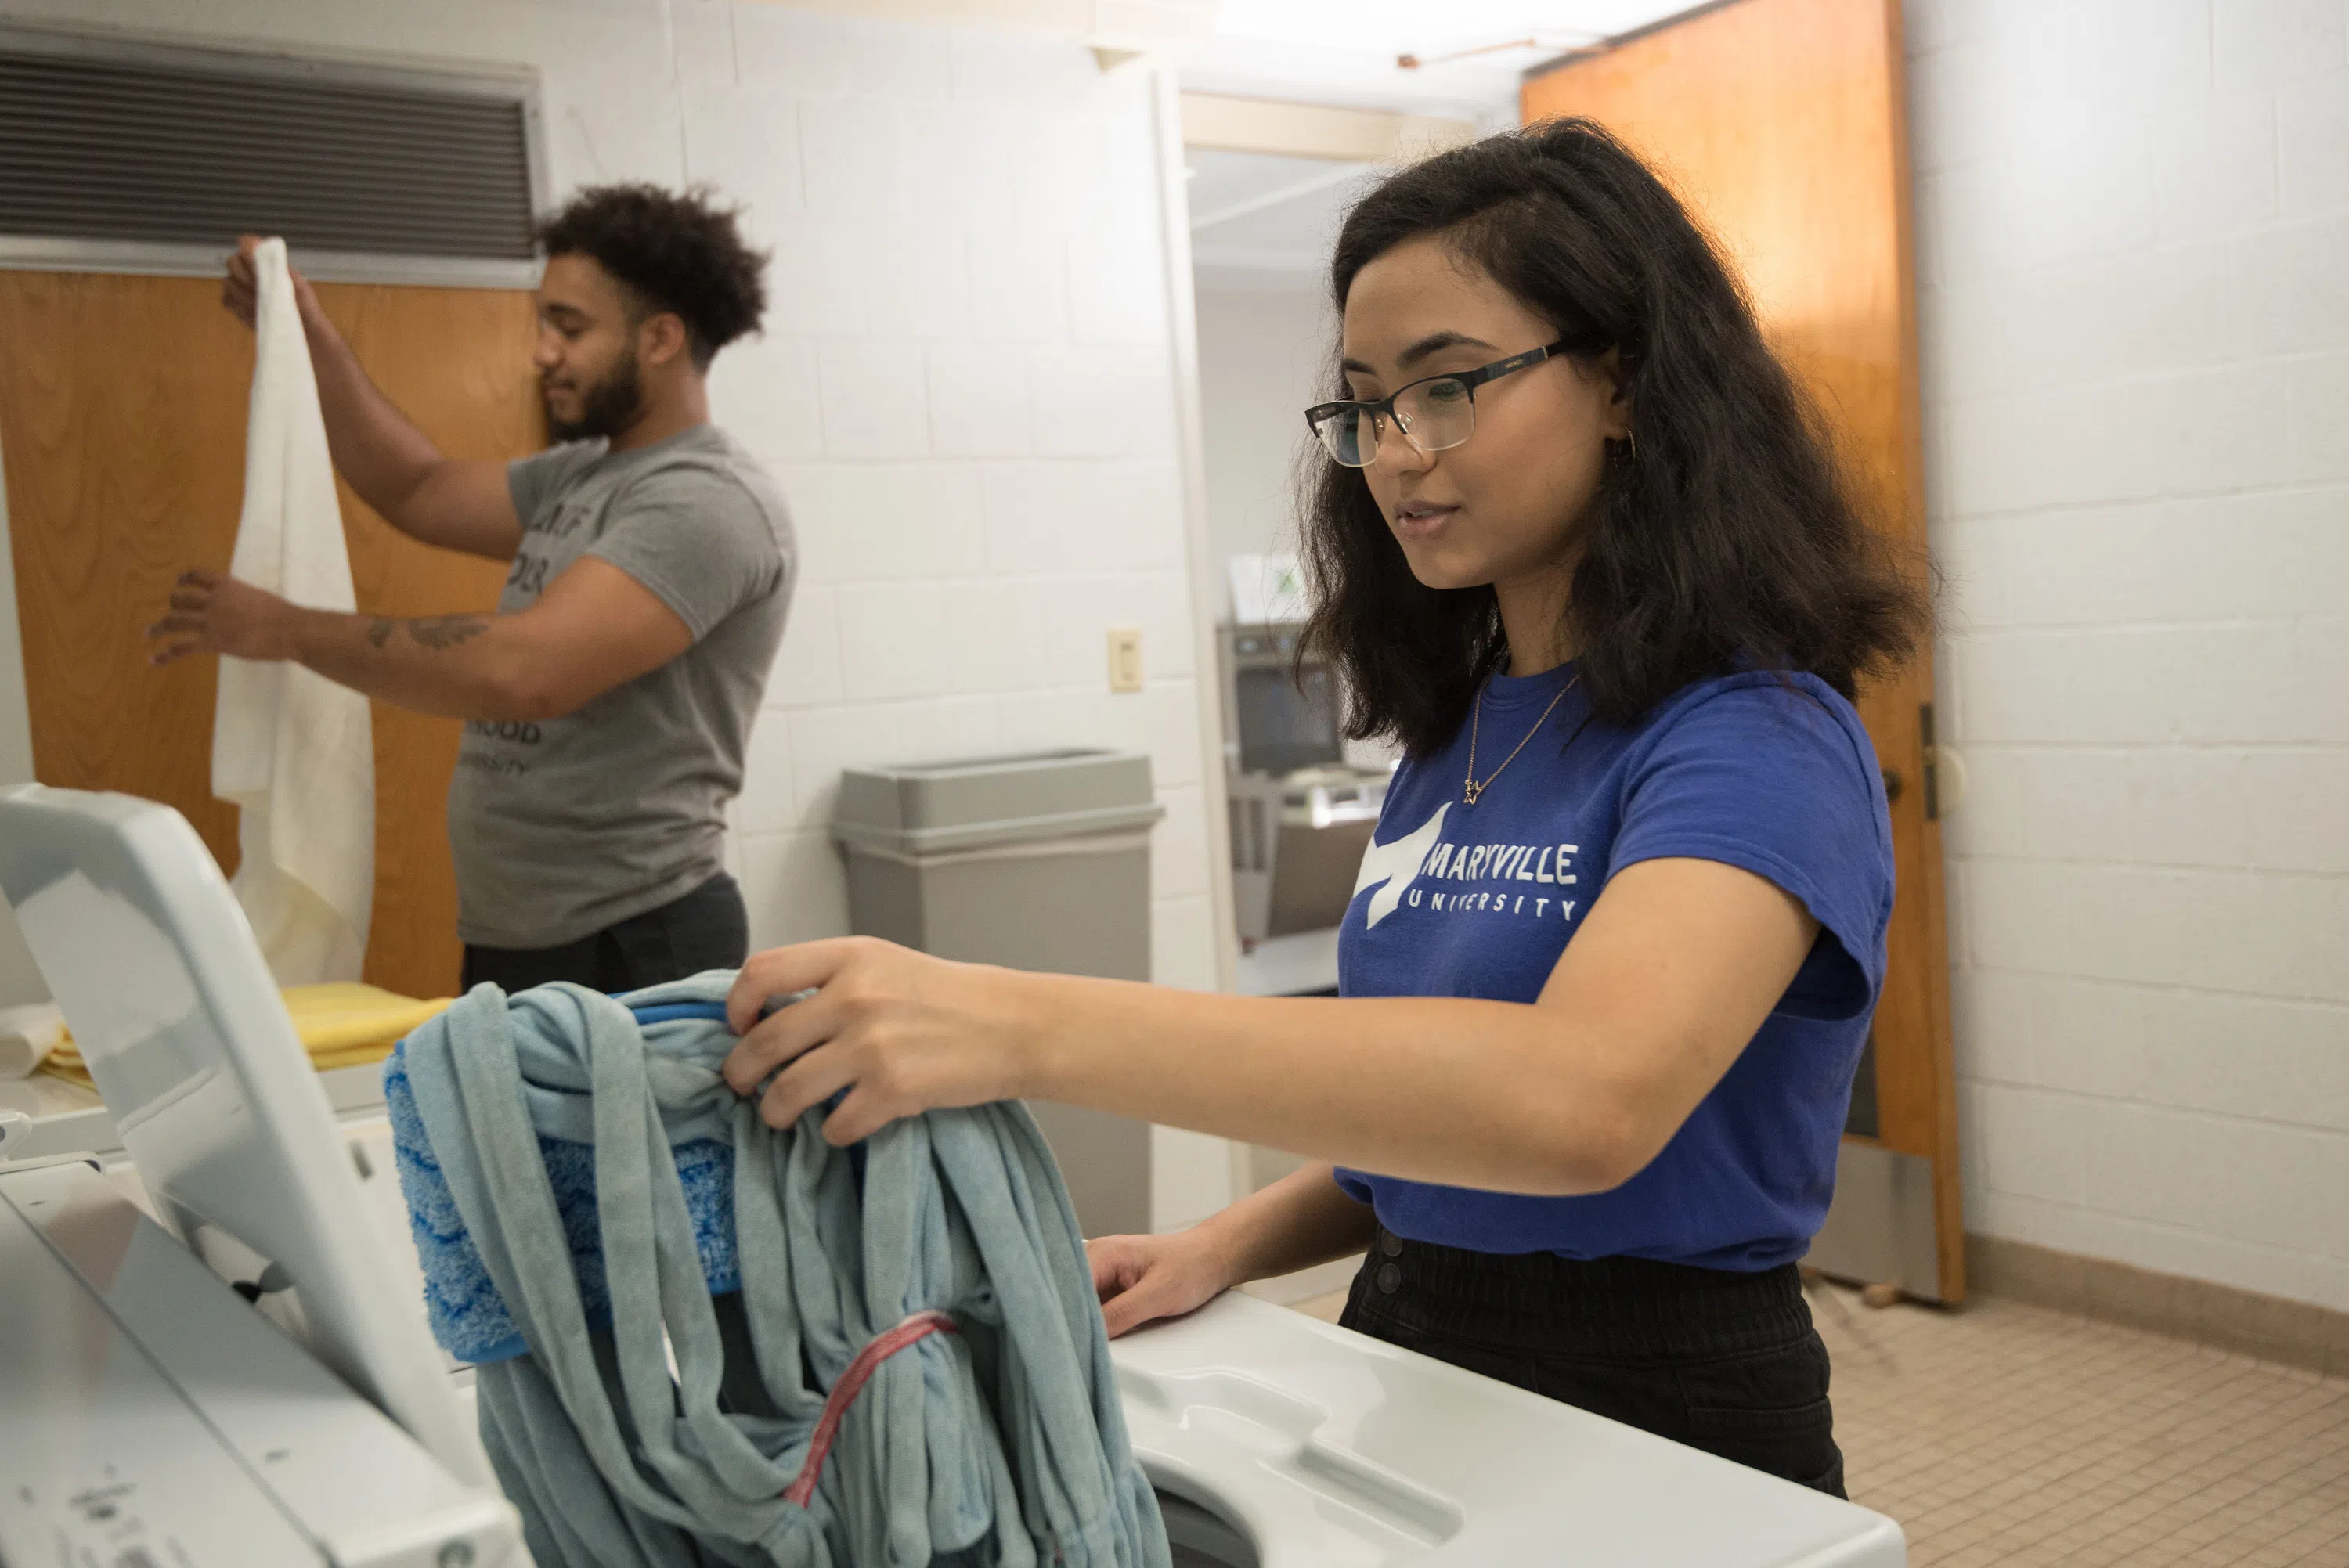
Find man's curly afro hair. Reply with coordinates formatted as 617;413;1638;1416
537;183;768;370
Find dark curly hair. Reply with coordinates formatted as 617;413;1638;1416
536;183;768;370
1302;119;1925;754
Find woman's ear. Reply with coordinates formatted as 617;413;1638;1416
1597;347;1634;442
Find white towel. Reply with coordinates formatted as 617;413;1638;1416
212;239;375;986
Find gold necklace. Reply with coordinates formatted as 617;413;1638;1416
1463;674;1578;806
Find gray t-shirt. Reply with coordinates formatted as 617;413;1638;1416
447;424;794;947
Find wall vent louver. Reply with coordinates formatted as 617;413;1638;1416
0;27;543;287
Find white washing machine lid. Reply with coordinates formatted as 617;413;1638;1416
1110;1292;1906;1568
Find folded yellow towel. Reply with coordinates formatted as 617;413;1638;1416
40;982;452;1088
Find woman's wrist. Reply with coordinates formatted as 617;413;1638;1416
1184;1206;1254;1292
985;962;1073;1105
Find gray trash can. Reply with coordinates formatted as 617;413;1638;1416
833;749;1165;1238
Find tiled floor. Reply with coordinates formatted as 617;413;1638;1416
1288;1282;2349;1564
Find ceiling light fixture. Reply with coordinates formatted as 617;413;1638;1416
1396;33;1600;70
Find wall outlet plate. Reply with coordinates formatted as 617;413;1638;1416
1108;627;1144;693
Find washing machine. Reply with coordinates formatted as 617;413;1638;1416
1117;1290;1904;1566
348;1112;1909;1568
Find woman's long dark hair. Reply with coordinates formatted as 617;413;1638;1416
1301;118;1925;753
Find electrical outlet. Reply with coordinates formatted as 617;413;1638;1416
1107;627;1144;693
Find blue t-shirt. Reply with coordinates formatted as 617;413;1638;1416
1333;664;1893;1271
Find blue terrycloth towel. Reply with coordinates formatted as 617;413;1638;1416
386;997;741;1363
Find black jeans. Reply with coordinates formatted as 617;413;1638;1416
460;872;750;994
1340;1226;1847;1496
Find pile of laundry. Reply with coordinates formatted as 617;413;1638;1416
386;973;1168;1568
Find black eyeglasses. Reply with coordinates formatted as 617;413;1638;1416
1304;337;1589;467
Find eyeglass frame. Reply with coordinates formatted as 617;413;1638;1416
1303;333;1607;467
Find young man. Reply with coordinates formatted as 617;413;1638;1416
153;185;795;993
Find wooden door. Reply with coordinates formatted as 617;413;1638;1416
0;272;541;999
1525;0;1961;1299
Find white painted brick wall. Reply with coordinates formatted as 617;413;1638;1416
1908;0;2349;1311
0;0;1231;1225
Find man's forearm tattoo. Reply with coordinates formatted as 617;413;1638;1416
408;615;489;651
363;615;490;652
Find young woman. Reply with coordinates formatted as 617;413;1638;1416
718;118;1921;1496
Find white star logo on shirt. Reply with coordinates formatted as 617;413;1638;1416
1352;802;1449;929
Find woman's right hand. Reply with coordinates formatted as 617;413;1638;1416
1086;1228;1236;1339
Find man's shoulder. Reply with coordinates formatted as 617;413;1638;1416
612;427;791;551
511;438;610;508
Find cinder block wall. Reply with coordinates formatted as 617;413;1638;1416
1908;0;2349;1310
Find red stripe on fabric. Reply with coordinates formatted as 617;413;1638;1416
781;1310;960;1508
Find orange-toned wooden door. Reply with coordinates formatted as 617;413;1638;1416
0;272;540;999
1525;0;1961;1299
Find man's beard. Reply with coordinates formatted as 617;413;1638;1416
547;351;645;442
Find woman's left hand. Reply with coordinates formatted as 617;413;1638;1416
720;937;1042;1144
